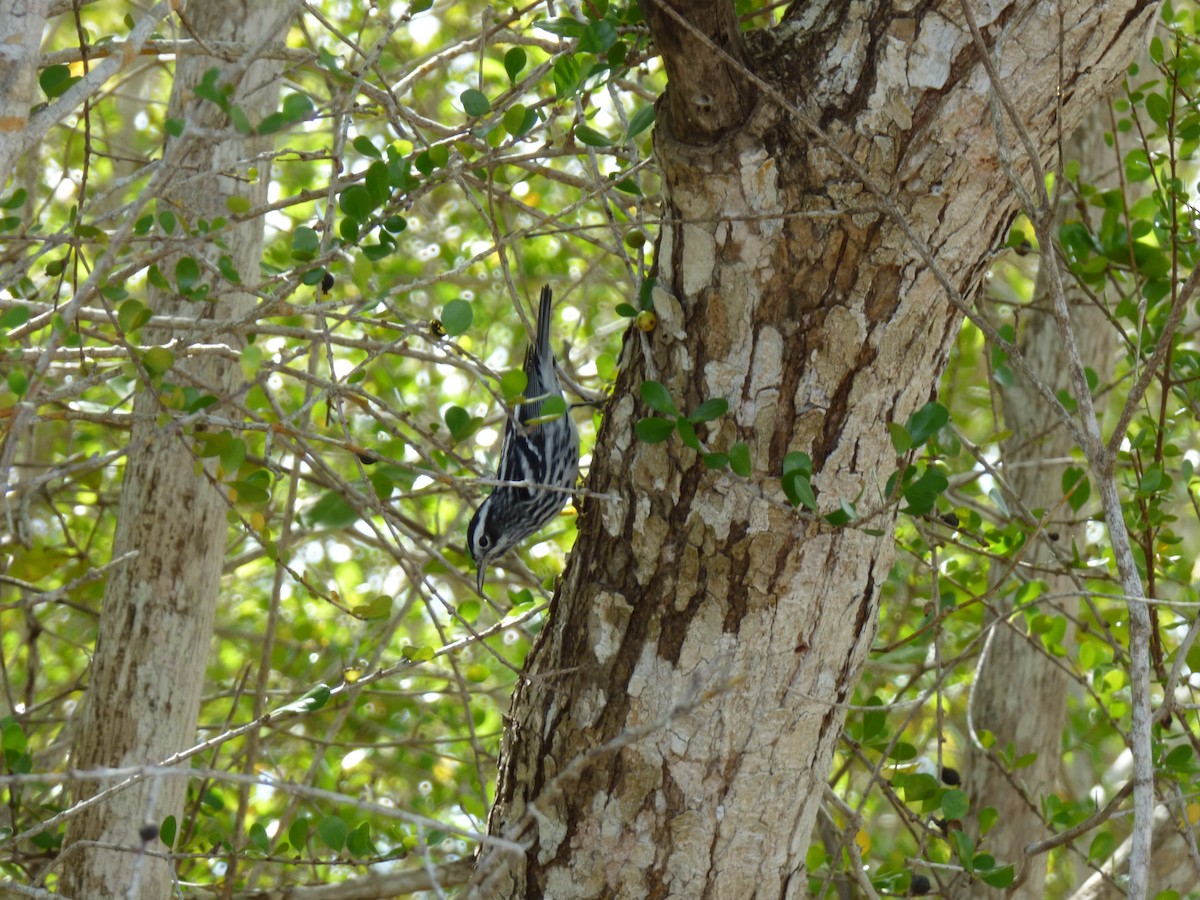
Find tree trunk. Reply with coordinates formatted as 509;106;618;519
0;0;48;180
958;118;1120;899
57;2;286;896
479;1;1157;896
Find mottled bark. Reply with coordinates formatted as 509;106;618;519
57;1;288;896
479;1;1157;897
0;0;48;180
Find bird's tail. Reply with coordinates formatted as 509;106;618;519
535;285;553;360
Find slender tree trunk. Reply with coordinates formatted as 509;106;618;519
478;1;1157;895
57;2;287;896
0;0;48;180
958;119;1120;899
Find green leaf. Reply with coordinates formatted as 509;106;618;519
635;417;676;443
1;188;27;210
951;829;975;871
193;67;226;107
339;185;374;222
175;256;202;294
676;417;700;451
782;452;812;478
575;124;613;147
906;402;949;447
1146;92;1171;128
578;20;618;53
7;369;27;396
444;405;481;442
229;105;252;134
295;683;331;712
1061;467;1090;512
291;226;320;261
942;789;969;819
504;104;537;137
504;47;527;82
282;92;315;122
1140;463;1172;494
888;422;912;453
289;817;310;851
615;302;638;317
365;160;390;206
442;299;473;336
1013;751;1038;769
1088;830;1115;862
401;644;435;662
249;822;270;854
39;65;78;99
347;820;374;857
142;347;174;377
306;491;358;528
781;456;815;508
903;467;949;515
784;472;817;510
538;17;587;38
553;54;583;99
0;304;30;328
1125;148;1153;182
460;89;491;117
351;594;392;619
530;394;567;424
824;499;856;526
317;815;348;852
729;442;751;477
979;865;1015;888
500;369;527;401
1;719;26;753
117;299;151;334
861;696;886;741
978;806;998;835
640;380;677;415
160;815;177;849
627;105;655;138
687;398;728;423
702;452;729;469
218;256;240;283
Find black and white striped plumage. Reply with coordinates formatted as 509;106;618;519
466;286;579;593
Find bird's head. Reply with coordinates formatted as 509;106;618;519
466;496;519;593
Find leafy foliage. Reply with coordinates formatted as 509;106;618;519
0;0;656;891
3;0;1200;897
811;5;1200;896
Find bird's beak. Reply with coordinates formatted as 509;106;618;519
476;563;486;595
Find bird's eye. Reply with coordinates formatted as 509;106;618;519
478;534;490;549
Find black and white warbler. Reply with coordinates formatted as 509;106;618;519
466;286;579;593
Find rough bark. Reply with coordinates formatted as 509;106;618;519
57;2;286;896
478;1;1157;897
958;119;1120;899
